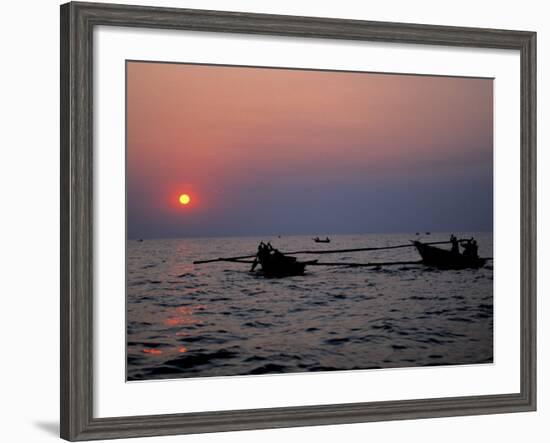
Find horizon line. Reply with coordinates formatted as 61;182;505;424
128;230;493;242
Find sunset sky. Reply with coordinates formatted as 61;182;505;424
127;61;493;239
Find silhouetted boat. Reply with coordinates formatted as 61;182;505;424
313;237;331;243
260;257;317;277
413;241;486;270
257;253;317;277
253;244;316;277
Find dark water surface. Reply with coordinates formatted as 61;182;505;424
127;233;493;381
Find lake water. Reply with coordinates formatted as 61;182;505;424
127;232;493;381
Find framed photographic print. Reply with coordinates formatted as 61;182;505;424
60;1;536;441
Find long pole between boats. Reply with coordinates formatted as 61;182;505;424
282;240;454;256
192;240;454;265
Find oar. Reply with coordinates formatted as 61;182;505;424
220;258;255;264
194;254;258;264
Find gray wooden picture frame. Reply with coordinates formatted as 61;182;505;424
60;1;536;441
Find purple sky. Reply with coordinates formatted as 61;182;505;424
127;62;493;239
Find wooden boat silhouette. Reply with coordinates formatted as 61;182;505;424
413;241;486;270
254;248;316;277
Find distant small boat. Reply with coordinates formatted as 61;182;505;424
313;237;331;243
137;238;144;242
413;241;485;270
425;232;431;235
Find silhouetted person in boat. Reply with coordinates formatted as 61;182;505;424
470;240;479;258
461;238;479;259
251;242;295;272
251;242;269;271
450;234;459;255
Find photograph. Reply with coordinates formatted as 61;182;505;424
126;61;494;381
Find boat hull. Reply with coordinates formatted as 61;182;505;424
261;262;306;277
414;241;486;270
259;259;317;277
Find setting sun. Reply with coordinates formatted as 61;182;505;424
179;194;191;205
